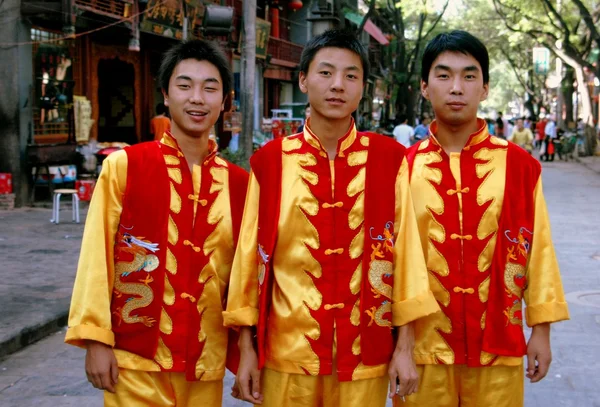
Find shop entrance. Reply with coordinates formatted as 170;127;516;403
97;58;136;144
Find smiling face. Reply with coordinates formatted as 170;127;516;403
299;47;364;123
163;58;225;139
421;51;488;128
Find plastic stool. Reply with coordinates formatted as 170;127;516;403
51;188;80;224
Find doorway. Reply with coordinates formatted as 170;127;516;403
97;58;136;144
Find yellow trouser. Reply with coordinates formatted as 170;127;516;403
104;369;223;407
258;367;389;407
394;364;524;407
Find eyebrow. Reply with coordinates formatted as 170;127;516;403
174;75;221;84
433;64;480;73
316;62;361;71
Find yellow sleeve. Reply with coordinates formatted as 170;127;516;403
391;158;440;326
524;177;570;326
223;171;260;327
64;150;127;347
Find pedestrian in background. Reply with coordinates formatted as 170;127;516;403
413;115;431;142
150;102;170;141
402;30;569;407
393;114;414;147
509;118;534;153
65;39;249;406
296;102;311;133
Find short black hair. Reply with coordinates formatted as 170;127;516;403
158;39;232;98
421;30;489;85
299;29;370;83
305;102;311;109
397;114;408;124
156;103;166;115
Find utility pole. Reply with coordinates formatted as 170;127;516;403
240;0;256;164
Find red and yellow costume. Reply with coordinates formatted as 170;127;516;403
224;121;439;406
397;119;569;406
65;133;248;406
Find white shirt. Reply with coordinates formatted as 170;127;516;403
545;121;556;138
393;124;414;147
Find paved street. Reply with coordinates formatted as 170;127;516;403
0;160;599;406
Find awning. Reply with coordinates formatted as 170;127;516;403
343;9;389;46
364;19;389;45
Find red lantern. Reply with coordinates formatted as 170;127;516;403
288;0;303;11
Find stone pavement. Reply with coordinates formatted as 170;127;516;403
576;154;600;174
0;205;88;359
1;160;600;406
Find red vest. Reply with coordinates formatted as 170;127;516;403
110;141;247;380
407;141;540;361
251;133;405;369
482;143;540;356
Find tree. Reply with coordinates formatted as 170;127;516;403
239;0;256;166
492;0;599;153
358;0;449;124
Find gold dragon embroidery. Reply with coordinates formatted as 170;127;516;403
502;228;530;326
113;230;160;327
365;223;394;328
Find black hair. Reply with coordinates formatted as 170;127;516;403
397;114;408;124
299;29;370;83
158;39;232;98
305;102;311;109
156;103;166;115
421;30;489;85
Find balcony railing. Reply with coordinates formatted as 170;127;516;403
75;0;132;19
268;37;303;66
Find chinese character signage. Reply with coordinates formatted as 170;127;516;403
141;0;204;40
533;47;550;75
239;18;271;59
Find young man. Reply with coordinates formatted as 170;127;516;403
413;116;431;142
296;103;311;133
509;118;534;153
224;29;438;407
495;111;506;139
393;115;414;147
399;30;569;407
65;40;248;406
150;102;171;141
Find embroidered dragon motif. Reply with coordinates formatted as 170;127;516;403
502;228;531;326
113;230;160;327
504;300;522;326
365;223;394;328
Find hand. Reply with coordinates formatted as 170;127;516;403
231;381;241;400
85;341;119;393
526;323;552;383
388;348;419;399
235;327;263;404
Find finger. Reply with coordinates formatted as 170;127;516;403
238;376;252;401
398;374;411;397
526;353;536;377
388;372;398;398
90;373;103;390
532;358;551;383
251;369;263;403
100;372;116;393
111;359;119;386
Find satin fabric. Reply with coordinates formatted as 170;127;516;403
408;119;568;367
258;367;389;407
104;369;223;407
394;364;523;407
224;122;436;381
66;134;237;380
